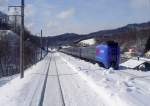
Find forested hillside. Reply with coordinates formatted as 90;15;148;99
0;11;46;77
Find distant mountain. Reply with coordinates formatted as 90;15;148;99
89;21;150;37
47;21;150;53
47;33;85;46
94;22;150;53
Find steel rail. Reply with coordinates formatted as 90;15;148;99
54;55;66;106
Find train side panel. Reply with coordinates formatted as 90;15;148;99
70;48;80;57
81;46;96;61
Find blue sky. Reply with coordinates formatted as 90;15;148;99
0;0;150;36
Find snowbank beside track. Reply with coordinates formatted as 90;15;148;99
59;52;150;106
0;54;51;106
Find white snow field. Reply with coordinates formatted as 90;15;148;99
0;52;150;106
42;53;104;106
59;52;150;106
0;54;51;106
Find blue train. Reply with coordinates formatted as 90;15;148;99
60;41;120;70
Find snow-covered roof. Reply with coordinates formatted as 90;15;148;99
120;59;146;68
140;57;150;62
80;38;96;45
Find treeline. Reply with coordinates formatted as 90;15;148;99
95;27;150;54
0;12;47;78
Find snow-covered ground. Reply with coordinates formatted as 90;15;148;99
0;54;51;106
0;53;105;106
42;53;105;106
59;52;150;106
0;52;150;106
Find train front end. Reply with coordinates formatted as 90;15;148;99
96;41;120;70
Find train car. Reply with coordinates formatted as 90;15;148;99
60;41;120;70
80;46;96;61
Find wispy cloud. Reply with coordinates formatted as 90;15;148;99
26;22;34;30
0;0;8;11
25;4;35;17
0;0;7;6
130;0;150;9
57;8;75;19
2;0;149;36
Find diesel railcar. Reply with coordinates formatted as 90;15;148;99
60;41;120;70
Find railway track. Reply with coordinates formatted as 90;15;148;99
38;54;53;106
28;54;52;106
54;55;65;106
38;53;65;106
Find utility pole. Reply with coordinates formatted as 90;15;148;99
13;8;17;32
8;0;25;78
47;39;48;53
14;15;17;32
0;16;2;29
41;29;43;60
20;0;25;78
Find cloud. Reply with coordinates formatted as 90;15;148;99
0;0;8;12
25;4;35;17
57;8;75;19
39;8;76;36
0;0;7;6
47;21;58;28
26;23;34;30
45;20;66;36
45;20;95;36
129;0;150;21
130;0;150;9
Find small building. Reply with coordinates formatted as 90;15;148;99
121;58;150;71
123;47;138;58
128;47;136;53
